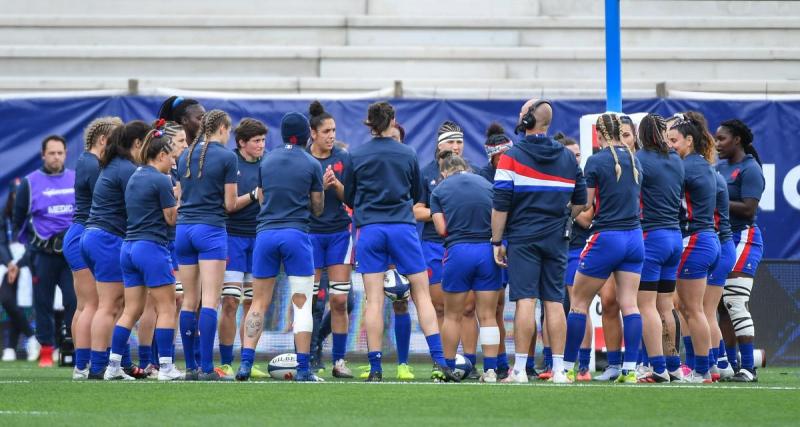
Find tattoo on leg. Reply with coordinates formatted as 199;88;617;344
661;314;677;356
246;312;263;338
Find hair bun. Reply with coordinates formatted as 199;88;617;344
309;100;325;118
486;122;505;138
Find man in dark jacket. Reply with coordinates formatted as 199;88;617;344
490;99;587;384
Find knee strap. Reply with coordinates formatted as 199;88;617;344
723;277;754;337
289;275;314;333
221;285;242;299
329;281;351;295
479;326;500;346
243;287;253;300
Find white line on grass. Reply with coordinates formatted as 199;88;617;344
0;380;31;383
75;380;800;391
0;410;50;415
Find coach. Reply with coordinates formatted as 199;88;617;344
13;135;77;367
490;99;587;383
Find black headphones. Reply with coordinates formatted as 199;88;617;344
515;99;552;135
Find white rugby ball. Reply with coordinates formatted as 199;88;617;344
268;353;298;380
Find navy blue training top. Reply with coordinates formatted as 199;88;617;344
177;142;238;228
86;157;138;237
636;149;684;232
714;171;733;243
680;153;717;235
493;135;587;243
716;155;765;232
344;137;422;227
308;147;351;234
584;146;643;233
226;149;261;237
124;165;177;244
257;144;323;233
167;168;179;241
419;160;445;244
430;172;493;248
72;151;101;226
477;163;496;184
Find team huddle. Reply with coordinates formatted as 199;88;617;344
51;95;763;383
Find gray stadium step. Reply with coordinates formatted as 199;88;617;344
0;45;798;82
1;15;797;48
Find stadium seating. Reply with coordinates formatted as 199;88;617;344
0;0;798;97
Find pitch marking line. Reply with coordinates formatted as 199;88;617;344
0;410;51;415
67;380;800;390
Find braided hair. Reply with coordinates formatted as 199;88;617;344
184;109;231;179
670;112;715;163
596;113;639;183
720;119;760;165
639;114;670;155
83;117;123;151
364;102;395;136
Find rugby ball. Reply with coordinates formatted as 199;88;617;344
383;269;411;302
453;354;473;380
268;353;298;380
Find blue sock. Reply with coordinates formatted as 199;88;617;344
179;310;197;370
683;336;695;369
241;348;255;365
497;353;509;370
526;355;535;370
425;334;446;366
220;344;234;366
666;355;681;372
75;348;90;370
111;326;132;361
709;346;717;367
121;342;132;368
726;345;738;370
193;333;201;367
332;333;347;363
155;328;174;360
565;312;587;364
465;353;477;369
739;343;755;370
622;314;642;368
296;352;310;374
89;350;108;375
608;350;622;367
650;355;666;374
368;351;382;373
717;340;729;369
695;354;710;375
484;356;497;372
543;347;553;369
394;312;411;365
579;348;591;371
138;345;152;368
199;307;218;373
446;358;456;370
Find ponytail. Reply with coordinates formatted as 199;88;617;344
639;114;669;155
184;109;231;179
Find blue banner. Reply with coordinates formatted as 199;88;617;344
2;95;798;258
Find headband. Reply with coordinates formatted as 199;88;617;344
437;131;464;146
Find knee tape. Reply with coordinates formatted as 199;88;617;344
723;277;754;337
175;282;183;294
479;326;500;346
243;287;253;301
290;275;314;333
313;281;320;294
329;281;351;295
221;285;242;299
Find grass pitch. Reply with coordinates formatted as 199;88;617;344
1;362;798;426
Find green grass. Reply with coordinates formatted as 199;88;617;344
1;362;799;426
